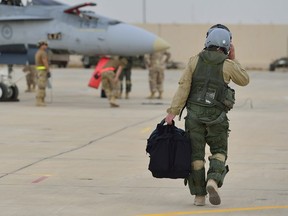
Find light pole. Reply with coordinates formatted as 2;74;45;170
143;0;146;23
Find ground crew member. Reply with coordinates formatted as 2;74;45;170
35;40;50;107
99;56;127;107
165;27;249;206
145;50;170;99
118;56;133;99
22;65;36;92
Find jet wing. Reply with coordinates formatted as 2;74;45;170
0;15;53;21
64;2;96;15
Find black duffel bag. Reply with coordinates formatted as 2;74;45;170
146;119;191;179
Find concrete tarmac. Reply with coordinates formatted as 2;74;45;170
0;67;288;216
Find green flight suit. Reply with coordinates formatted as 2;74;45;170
166;49;249;196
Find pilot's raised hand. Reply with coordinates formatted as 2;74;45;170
228;43;235;60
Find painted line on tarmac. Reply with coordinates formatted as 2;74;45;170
0;115;162;180
32;175;49;184
139;206;288;216
141;127;152;133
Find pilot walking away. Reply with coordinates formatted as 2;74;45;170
35;40;50;107
165;26;249;206
99;56;127;107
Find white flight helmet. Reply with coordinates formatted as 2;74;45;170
206;24;232;40
205;28;231;55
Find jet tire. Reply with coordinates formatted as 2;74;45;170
7;84;19;101
0;82;8;101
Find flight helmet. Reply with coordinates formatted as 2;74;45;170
206;24;232;40
205;28;231;55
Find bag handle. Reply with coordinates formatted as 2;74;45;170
160;118;175;126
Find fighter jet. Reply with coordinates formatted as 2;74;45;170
0;0;170;101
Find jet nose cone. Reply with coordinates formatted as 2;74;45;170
105;23;170;55
153;37;170;52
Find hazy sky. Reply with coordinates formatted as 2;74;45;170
24;0;288;24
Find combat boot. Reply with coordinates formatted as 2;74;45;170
194;195;205;206
109;97;119;108
157;91;163;99
35;98;46;107
206;179;221;205
116;92;122;99
146;92;155;99
110;102;119;108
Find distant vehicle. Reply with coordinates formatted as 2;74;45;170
81;55;100;69
166;60;185;69
269;57;288;71
48;49;69;68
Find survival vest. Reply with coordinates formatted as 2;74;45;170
187;50;235;112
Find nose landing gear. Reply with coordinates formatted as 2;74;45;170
0;82;19;102
0;65;20;102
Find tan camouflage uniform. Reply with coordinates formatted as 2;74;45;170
35;46;49;106
101;57;127;107
145;51;170;99
22;65;36;92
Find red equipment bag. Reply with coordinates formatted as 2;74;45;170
88;57;110;89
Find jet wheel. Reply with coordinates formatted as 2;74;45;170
0;82;8;101
0;83;19;102
7;85;19;101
